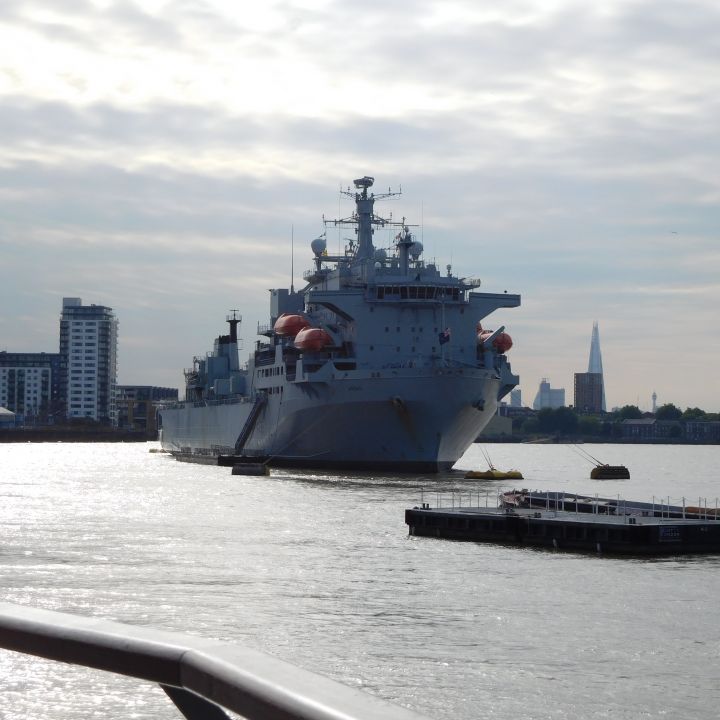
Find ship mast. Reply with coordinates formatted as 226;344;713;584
327;176;401;262
352;176;376;260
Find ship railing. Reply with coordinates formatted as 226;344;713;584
160;400;187;410
164;396;252;411
303;268;331;281
417;488;501;512
205;396;253;407
0;602;427;720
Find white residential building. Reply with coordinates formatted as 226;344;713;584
59;298;118;425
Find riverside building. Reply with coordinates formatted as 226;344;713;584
574;372;604;413
116;385;178;434
532;378;565;410
0;351;61;421
59;298;119;425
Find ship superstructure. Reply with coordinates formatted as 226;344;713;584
159;177;520;471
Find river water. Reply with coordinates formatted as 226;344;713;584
1;442;719;719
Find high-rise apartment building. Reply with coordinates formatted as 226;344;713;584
59;298;118;425
574;372;604;413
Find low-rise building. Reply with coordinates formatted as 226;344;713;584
685;421;720;443
116;385;178;434
0;351;62;422
621;419;682;440
478;413;513;438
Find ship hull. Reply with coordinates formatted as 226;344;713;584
159;369;502;473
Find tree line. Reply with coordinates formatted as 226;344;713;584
515;403;718;437
611;403;718;421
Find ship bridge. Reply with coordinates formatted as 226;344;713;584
373;284;463;301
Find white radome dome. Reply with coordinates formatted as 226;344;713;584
311;237;327;256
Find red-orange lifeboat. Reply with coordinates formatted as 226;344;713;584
294;327;332;352
274;313;310;337
477;326;513;353
493;332;513;353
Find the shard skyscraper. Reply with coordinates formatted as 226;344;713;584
588;321;606;411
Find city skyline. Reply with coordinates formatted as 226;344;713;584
1;2;719;410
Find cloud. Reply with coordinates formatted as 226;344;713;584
1;0;719;409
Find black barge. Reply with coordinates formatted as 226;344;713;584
406;491;720;555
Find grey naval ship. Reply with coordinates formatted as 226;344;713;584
159;176;520;472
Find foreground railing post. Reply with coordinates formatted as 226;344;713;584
162;685;232;720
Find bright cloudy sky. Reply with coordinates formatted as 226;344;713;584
1;0;719;411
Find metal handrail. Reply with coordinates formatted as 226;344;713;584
0;602;428;720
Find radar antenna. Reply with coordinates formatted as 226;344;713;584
354;176;374;192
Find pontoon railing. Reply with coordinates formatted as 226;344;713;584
0;602;428;720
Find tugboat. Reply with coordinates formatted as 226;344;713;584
159;176;521;472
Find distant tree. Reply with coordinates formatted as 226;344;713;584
618;405;643;420
537;407;555;433
554;406;579;435
579;416;601;436
681;407;707;421
656;403;682;421
521;418;540;434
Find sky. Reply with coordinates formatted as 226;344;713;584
1;0;719;411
